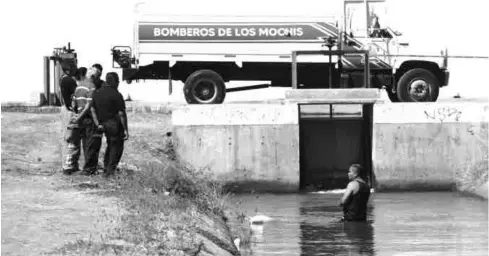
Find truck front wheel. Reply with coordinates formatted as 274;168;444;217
396;68;439;102
183;70;226;104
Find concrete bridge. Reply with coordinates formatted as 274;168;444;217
172;89;488;199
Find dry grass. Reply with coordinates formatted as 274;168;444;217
2;111;250;255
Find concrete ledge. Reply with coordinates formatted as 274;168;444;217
285;88;381;104
172;104;299;126
125;101;174;114
374;102;489;124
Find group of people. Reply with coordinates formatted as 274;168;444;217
59;62;129;178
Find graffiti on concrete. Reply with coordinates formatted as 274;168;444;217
424;107;462;122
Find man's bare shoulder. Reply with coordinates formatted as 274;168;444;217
347;180;360;190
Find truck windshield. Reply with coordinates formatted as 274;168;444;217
345;0;389;39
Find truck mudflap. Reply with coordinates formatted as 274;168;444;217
440;69;450;86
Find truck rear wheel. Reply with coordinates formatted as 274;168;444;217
396;68;439;102
184;69;226;104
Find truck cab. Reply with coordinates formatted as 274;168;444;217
342;0;450;102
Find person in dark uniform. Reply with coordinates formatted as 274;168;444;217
60;60;79;175
91;72;129;178
83;63;105;174
59;60;78;111
339;164;371;222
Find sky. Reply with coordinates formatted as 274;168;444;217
0;0;488;103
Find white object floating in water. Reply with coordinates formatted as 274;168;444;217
249;214;273;225
233;238;240;250
311;189;346;194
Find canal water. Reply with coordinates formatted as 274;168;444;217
231;192;488;256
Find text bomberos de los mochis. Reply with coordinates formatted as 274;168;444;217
153;27;304;37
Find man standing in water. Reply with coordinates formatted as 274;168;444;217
339;164;371;222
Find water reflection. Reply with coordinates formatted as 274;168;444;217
299;196;375;256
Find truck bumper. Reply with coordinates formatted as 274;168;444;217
440;69;450;86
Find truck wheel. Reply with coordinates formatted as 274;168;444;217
396;68;439;102
184;70;226;104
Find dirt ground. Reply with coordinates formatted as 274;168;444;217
1;113;123;256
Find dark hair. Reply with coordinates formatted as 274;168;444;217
61;59;77;75
92;63;103;73
75;67;87;81
105;72;120;86
350;164;365;177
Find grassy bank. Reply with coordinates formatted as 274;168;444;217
2;111;251;255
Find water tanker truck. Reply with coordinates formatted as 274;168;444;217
111;0;449;103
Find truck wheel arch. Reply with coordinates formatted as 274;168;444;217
395;60;445;87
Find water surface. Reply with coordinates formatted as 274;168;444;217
231;192;488;256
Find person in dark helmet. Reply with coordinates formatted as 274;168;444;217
91;72;129;178
339;164;371;222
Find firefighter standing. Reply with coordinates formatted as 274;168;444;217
59;60;78;111
64;68;101;176
89;64;105;169
60;60;80;175
91;72;129;178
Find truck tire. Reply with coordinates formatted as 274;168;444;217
396;68;439;102
184;70;226;104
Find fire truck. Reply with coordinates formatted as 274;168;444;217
111;0;449;104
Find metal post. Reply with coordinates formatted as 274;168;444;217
364;51;370;88
53;59;61;105
365;0;369;43
168;69;173;95
328;47;333;89
43;56;50;105
292;51;298;89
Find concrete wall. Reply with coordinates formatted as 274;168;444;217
172;101;488;198
172;104;300;193
373;103;488;199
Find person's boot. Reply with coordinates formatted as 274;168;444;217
77;168;97;176
62;168;80;175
